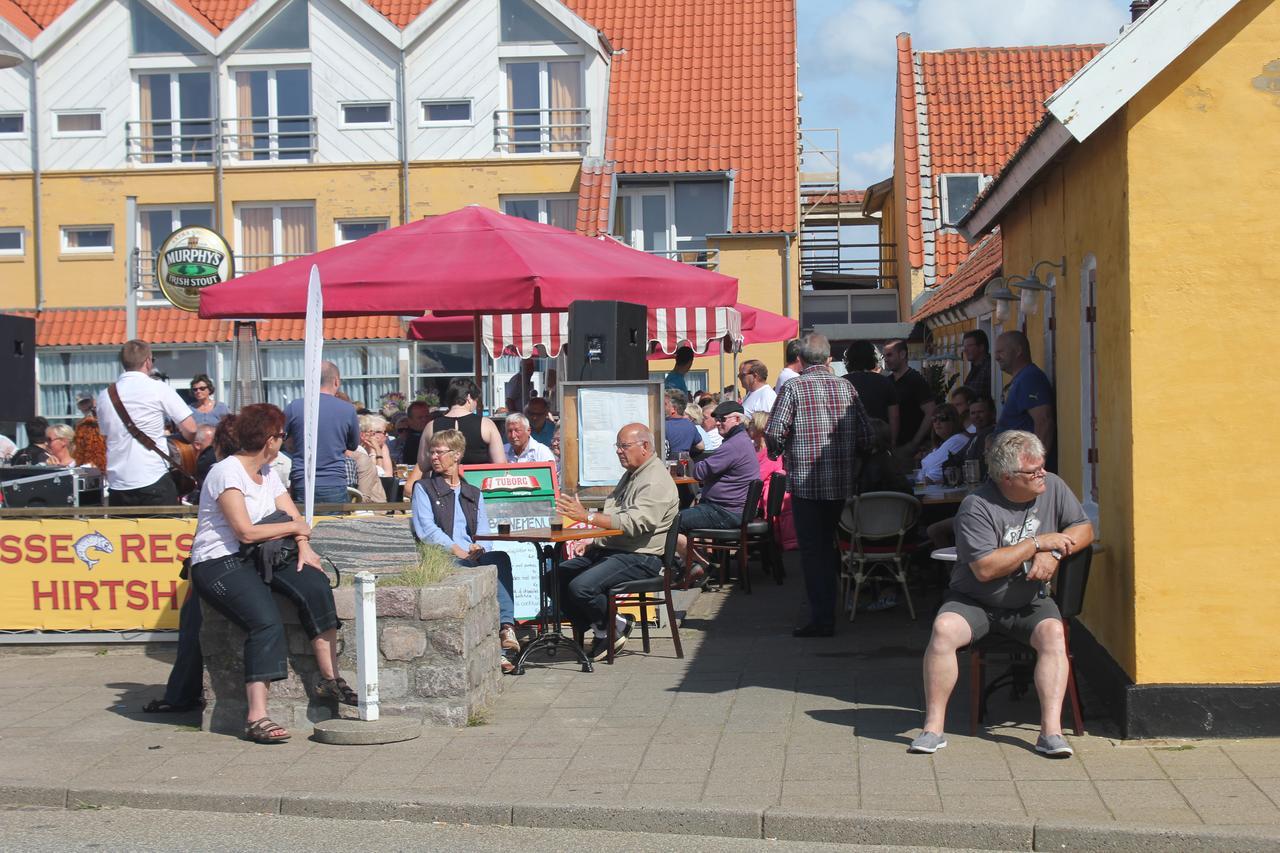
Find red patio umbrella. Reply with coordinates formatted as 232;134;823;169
198;206;738;319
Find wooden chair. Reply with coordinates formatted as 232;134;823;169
687;478;765;594
603;524;684;664
745;471;787;585
965;547;1093;735
837;491;922;621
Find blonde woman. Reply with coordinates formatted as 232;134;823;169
45;424;77;467
358;413;395;477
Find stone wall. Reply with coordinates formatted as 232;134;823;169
201;566;503;735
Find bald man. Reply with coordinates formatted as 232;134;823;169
993;331;1055;467
556;423;679;661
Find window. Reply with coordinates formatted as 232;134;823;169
412;342;476;407
130;0;200;54
613;178;729;262
0;228;23;255
339;102;391;129
232;68;312;161
133;72;213;163
335;218;388;245
499;60;584;154
648;370;708;396
136;206;214;290
235;203;314;272
420;100;472;125
242;0;308;50
500;0;573;42
37;350;119;423
939;174;983;227
61;226;113;254
263;343;397;409
502;195;577;231
0;113;24;138
53;111;105;137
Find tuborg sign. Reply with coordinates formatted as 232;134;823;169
155;226;235;312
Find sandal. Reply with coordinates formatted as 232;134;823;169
316;676;359;706
245;717;290;744
141;698;203;713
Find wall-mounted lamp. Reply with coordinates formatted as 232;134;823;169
0;51;22;70
984;276;1018;325
1007;257;1066;315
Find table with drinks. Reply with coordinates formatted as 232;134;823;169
913;459;983;505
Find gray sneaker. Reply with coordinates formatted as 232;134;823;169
908;731;948;754
1035;733;1074;757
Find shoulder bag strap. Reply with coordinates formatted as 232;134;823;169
106;383;183;471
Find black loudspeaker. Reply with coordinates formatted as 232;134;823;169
567;300;648;382
0;314;36;422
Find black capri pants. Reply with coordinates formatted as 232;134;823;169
191;552;340;683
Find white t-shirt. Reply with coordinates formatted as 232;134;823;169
919;433;971;483
774;366;799;392
505;437;557;464
190;456;287;564
96;371;194;490
742;384;778;416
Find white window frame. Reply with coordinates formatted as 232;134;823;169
419;99;474;127
338;101;393;130
614;186;675;253
0;227;24;256
60;225;114;255
938;173;986;228
233;202;315;269
498;57;585;155
334;217;389;245
225;65;313;163
0;111;26;139
501;194;578;229
52;109;107;138
131;70;215;163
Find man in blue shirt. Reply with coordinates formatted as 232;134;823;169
663;388;703;459
994;331;1056;470
663;346;695;394
525;397;557;447
283;360;361;505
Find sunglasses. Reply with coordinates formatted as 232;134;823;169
191;385;210;392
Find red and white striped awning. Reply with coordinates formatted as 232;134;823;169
647;306;742;355
481;312;567;359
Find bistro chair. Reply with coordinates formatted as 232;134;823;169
687;478;765;594
964;547;1093;736
837;491;922;621
745;471;787;585
603;524;684;664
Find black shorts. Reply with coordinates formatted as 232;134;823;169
938;590;1061;645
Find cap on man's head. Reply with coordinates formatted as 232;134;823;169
711;401;745;419
75;391;93;402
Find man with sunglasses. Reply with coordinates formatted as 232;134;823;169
675;401;758;574
911;430;1093;758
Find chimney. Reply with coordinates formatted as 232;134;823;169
1130;1;1153;22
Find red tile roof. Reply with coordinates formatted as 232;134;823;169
911;228;1002;322
897;39;1101;281
0;0;40;37
28;307;403;347
367;0;434;28
570;0;798;234
576;159;615;238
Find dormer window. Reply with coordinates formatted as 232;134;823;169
500;0;573;43
939;174;985;227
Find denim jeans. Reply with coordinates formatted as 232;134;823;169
163;589;204;705
191;552;339;683
292;484;350;505
790;496;845;628
558;549;662;630
462;550;515;626
677;500;740;532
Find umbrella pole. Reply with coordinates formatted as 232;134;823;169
718;348;724;400
473;316;483;409
732;351;740;401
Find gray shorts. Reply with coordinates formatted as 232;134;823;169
938;591;1061;645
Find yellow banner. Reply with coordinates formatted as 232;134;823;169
0;519;195;631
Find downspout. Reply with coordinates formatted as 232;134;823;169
213;54;225;232
781;232;793;318
397;47;410;223
28;57;43;310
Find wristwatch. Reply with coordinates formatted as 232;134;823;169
1050;549;1063;560
587;511;596;526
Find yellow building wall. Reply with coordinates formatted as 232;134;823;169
407;159;581;217
0;174;35;309
1122;0;1280;684
997;110;1135;679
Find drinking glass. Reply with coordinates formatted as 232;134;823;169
944;466;962;488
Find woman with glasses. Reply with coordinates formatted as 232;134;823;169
44;424;77;467
189;374;230;427
357;414;395;477
187;403;353;744
917;405;971;484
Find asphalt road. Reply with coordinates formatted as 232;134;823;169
0;806;1018;852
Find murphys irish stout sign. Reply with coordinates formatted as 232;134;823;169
155;226;234;312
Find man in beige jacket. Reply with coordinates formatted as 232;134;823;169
556;423;678;661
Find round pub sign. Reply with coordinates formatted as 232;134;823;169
155;226;234;312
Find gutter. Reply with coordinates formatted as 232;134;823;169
396;47;410;223
28;57;43;310
958;115;1073;242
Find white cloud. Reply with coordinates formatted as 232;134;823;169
814;0;911;74
912;0;1125;50
843;143;894;189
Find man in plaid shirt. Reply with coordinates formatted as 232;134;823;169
765;333;874;636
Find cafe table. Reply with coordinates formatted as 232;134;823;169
475;526;623;675
913;483;977;506
672;475;698;486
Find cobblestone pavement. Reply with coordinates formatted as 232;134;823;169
0;562;1278;847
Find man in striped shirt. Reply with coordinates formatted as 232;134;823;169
765;333;874;637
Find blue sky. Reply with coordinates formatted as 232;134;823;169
796;0;1134;190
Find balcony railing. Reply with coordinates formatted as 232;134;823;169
493;107;589;155
124;116;317;165
644;247;720;272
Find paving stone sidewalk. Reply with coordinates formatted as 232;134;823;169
1;560;1279;848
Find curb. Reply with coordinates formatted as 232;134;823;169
5;782;1280;851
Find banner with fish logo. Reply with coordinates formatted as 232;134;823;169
0;519;195;631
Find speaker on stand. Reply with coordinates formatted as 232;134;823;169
567;300;648;382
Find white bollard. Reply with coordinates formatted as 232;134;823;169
353;570;379;722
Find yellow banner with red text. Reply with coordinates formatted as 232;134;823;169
0;519;195;631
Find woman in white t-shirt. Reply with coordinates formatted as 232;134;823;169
917;406;971;484
188;403;352;744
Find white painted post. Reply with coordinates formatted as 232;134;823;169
354;571;379;721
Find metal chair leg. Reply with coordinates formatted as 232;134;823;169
638;593;651;653
665;593;684;659
606;596;617;664
1064;620;1085;735
896;562;916;620
738;536;752;594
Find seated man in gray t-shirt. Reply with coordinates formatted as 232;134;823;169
910;430;1093;759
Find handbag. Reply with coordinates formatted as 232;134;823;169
106;384;199;495
239;510;340;588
